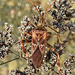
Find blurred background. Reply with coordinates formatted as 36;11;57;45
0;0;75;75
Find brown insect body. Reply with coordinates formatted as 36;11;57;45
31;29;47;67
21;0;56;68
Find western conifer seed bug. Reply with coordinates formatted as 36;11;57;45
20;0;57;68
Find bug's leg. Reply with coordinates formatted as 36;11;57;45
22;31;32;39
20;41;29;58
52;49;61;75
30;20;37;28
25;31;32;37
55;52;61;75
57;35;64;47
20;31;32;58
56;35;64;75
47;43;61;75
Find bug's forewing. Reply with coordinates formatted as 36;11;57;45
32;46;43;68
31;30;47;68
39;32;47;57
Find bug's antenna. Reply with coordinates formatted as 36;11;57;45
29;0;42;17
44;0;56;16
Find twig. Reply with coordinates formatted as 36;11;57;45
10;50;26;60
48;67;59;75
48;25;59;33
51;68;59;75
0;58;19;65
0;50;27;66
63;31;71;44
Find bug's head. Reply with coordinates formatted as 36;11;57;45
32;29;47;42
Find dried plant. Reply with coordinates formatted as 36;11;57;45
0;0;75;75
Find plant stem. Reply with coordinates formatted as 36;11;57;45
0;58;19;65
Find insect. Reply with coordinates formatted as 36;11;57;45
20;0;62;70
31;29;47;67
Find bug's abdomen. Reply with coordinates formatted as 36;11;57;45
32;46;43;67
31;30;47;68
